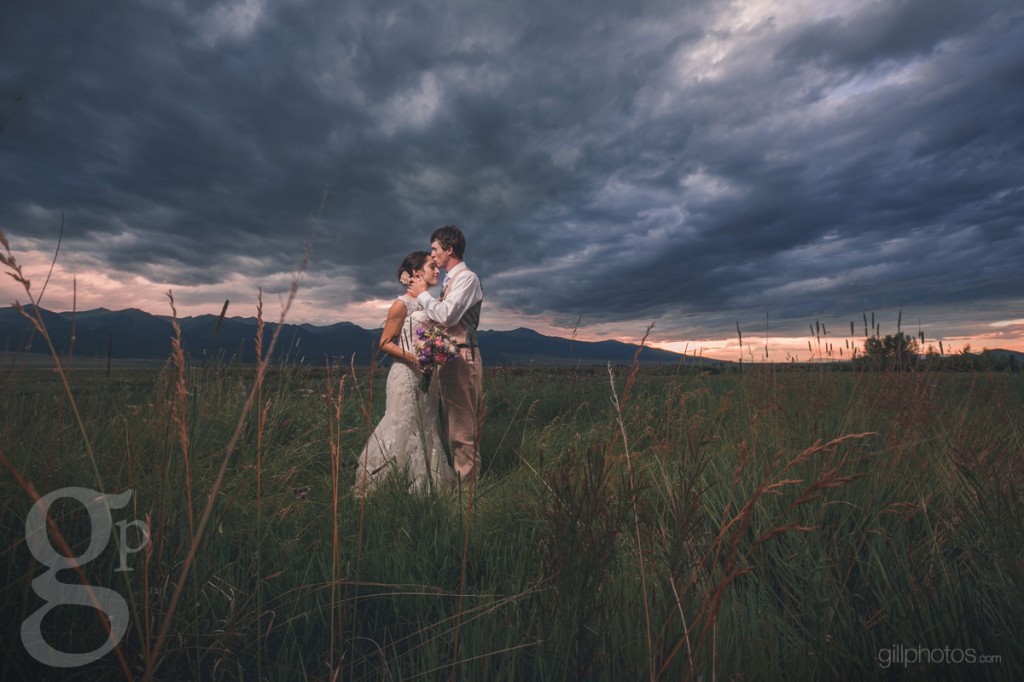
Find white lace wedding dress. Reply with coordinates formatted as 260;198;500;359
353;295;455;494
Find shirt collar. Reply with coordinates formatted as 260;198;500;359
445;262;467;279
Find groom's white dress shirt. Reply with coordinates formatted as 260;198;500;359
416;262;483;329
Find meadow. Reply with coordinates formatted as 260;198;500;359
2;334;1022;681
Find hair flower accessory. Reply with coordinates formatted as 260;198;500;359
399;271;412;286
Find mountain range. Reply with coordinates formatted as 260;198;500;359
0;306;713;367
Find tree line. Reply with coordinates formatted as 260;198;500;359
855;332;1021;372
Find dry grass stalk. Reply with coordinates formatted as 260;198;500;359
607;321;656;681
658;432;874;679
1;229;104;486
166;292;195;542
144;231;315;682
324;359;351;674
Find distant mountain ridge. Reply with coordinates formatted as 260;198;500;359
982;348;1024;362
0;306;710;366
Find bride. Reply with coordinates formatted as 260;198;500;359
353;251;456;494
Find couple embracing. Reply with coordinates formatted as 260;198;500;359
354;225;484;493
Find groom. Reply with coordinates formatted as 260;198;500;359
409;225;484;482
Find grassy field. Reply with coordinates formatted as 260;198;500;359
1;350;1022;680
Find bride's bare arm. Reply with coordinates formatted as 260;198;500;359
379;300;419;367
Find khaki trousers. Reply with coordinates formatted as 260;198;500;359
438;346;483;480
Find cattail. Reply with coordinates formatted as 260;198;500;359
214;299;229;338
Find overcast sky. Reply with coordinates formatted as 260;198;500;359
2;0;1023;359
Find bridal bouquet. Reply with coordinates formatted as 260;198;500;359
414;324;460;392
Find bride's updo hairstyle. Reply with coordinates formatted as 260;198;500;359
397;250;430;284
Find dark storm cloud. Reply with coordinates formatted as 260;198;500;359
507;0;1024;336
1;0;1022;342
777;0;999;70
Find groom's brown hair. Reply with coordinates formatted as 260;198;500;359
431;225;466;259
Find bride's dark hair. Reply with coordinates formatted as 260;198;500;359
397;251;430;282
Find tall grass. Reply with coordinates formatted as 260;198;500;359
2;230;1022;679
